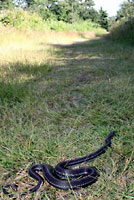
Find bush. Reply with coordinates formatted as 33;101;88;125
0;9;44;30
0;9;106;34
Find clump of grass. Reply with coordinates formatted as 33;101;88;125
0;81;29;104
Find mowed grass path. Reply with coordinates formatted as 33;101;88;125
0;28;134;199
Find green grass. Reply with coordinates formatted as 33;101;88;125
0;28;134;200
45;20;106;35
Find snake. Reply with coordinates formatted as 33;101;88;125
2;131;115;196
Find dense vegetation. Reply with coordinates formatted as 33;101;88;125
109;0;134;45
0;0;109;30
0;8;107;33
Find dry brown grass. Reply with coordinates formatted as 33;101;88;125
0;26;96;66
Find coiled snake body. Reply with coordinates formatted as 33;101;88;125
3;131;115;196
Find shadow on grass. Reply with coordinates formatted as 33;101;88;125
0;62;52;105
0;81;30;104
48;37;134;87
1;36;134;106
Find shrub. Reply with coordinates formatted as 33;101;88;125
0;9;106;34
0;9;44;30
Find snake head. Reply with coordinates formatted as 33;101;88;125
105;131;115;143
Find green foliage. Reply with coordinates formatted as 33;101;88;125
110;1;134;45
0;9;44;30
47;20;105;32
47;0;95;23
0;0;109;30
0;9;106;33
0;0;14;9
98;7;109;31
49;1;75;22
117;0;134;20
24;0;97;23
0;0;111;31
30;5;56;21
109;18;134;45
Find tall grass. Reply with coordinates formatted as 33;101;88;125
109;18;134;45
46;20;106;34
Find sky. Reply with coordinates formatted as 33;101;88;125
93;0;126;16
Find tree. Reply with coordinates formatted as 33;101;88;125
63;0;80;23
0;0;100;23
117;0;134;20
49;0;95;23
98;7;109;31
25;0;48;7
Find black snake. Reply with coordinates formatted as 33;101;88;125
3;131;115;197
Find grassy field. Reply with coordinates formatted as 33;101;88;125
0;26;134;200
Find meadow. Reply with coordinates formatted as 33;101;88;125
0;25;134;199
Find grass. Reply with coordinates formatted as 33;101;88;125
45;20;106;35
0;26;134;200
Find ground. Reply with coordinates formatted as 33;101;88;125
0;28;134;199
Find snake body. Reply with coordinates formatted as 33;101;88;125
3;131;115;196
29;131;115;191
